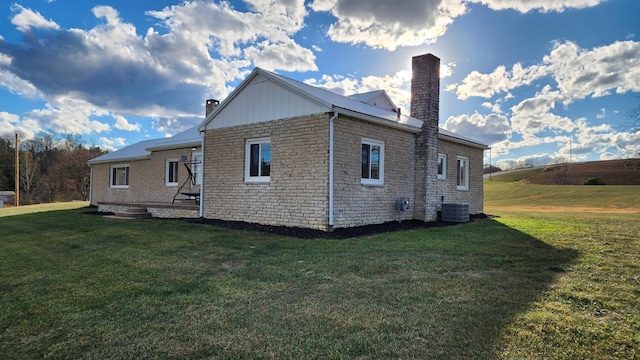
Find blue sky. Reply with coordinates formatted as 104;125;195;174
1;0;639;169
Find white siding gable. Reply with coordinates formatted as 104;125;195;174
204;74;329;130
349;90;397;112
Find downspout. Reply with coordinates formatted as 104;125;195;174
329;110;339;229
199;131;205;218
88;165;93;204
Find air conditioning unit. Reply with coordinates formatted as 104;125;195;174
441;203;469;222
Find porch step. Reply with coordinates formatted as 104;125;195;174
112;207;152;219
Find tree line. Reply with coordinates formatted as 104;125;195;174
0;133;105;205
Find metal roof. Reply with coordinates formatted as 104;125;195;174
88;125;203;165
145;125;202;151
439;128;489;149
88;138;163;165
201;68;424;133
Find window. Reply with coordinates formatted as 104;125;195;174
166;158;179;186
192;152;202;185
110;164;129;188
437;153;447;180
245;138;271;182
457;156;469;190
361;139;384;185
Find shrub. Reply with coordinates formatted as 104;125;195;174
583;177;605;185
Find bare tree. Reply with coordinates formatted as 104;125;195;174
625;103;640;170
19;151;39;204
549;156;571;185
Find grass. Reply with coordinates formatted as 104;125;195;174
485;181;640;212
1;192;639;358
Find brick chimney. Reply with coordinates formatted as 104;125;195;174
205;99;219;117
411;54;440;222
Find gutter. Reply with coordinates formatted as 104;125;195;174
334;107;422;134
88;165;93;205
328;110;339;229
438;132;489;150
145;140;202;152
87;154;151;165
199;131;205;218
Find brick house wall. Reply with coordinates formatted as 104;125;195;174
332;115;416;228
90;147;200;205
436;139;485;214
202;113;330;230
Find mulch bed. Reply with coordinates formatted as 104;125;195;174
183;215;489;240
85;207;488;239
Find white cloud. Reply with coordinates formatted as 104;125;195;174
310;0;603;50
99;136;126;152
243;39;318;72
545;40;640;104
0;111;20;136
0;69;41;99
0;2;320;141
114;115;140;132
450;63;549;100
471;0;605;13
451;41;640;105
10;4;60;32
18;96;111;136
443;113;511;145
305;70;413;112
310;0;468;50
496;153;556;170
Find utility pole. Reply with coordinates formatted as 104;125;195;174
569;138;572;164
15;133;19;207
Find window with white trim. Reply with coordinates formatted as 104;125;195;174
457;156;469;190
361;139;384;185
166;158;179;186
245;138;271;182
110;164;129;188
437;153;447;180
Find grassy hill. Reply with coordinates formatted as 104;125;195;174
489;159;640;185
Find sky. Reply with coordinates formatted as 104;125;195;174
1;0;639;169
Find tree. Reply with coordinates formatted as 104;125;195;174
0;137;15;191
19;151;39;204
53;145;103;201
625;102;640;169
548;156;571;185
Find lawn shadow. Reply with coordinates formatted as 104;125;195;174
371;218;582;358
180;215;580;358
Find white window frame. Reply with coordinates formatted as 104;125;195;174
361;138;384;186
165;158;179;186
192;152;203;186
437;153;447;180
110;164;130;189
457;156;469;190
245;138;271;183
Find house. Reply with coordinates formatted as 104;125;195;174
0;191;16;207
88;125;203;218
89;53;488;230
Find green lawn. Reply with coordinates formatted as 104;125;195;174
485;181;640;211
1;195;639;358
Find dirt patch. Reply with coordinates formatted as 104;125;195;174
221;260;248;273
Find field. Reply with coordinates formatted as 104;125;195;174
1;180;639;358
492;158;640;185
